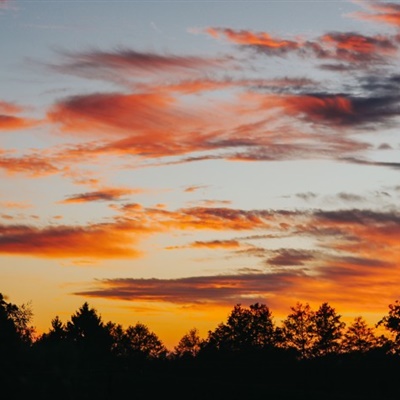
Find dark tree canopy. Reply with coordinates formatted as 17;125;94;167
3;292;400;399
205;303;277;352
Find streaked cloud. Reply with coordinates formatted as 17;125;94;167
0;220;148;259
60;187;141;204
74;271;303;306
350;1;400;27
48;48;230;85
0;100;39;131
203;26;400;69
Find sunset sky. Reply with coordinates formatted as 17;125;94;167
1;0;400;349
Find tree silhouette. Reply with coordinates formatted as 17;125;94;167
205;303;277;352
121;322;168;359
65;302;112;360
313;302;345;357
281;302;316;359
0;293;34;356
173;327;203;358
342;316;378;354
377;299;400;353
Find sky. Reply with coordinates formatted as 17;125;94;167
1;0;400;350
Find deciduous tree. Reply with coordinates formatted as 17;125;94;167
281;302;316;359
342;316;377;353
173;327;203;358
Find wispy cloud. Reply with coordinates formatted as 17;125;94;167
350;1;400;27
60;187;141;204
0;100;40;131
48;48;230;86
0;220;149;259
204;26;400;68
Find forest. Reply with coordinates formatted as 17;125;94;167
2;292;400;399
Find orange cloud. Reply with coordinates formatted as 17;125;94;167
204;26;399;68
190;239;241;249
320;32;398;63
145;206;273;231
60;187;141;204
48;92;176;136
91;207;400;317
351;1;400;27
0;220;148;259
0;100;39;131
0;154;60;177
205;27;299;53
183;185;209;193
0;201;31;209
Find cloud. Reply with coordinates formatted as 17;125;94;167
48;48;228;85
204;26;400;69
267;248;315;266
205;27;300;55
151;206;274;231
0;201;30;209
0;100;39;131
295;192;318;201
341;157;400;170
48;91;176;137
244;88;400;129
0;220;148;259
73;271;304;306
337;192;365;202
46;66;399;168
0;153;60;176
60;187;141;204
189;239;241;249
183;185;209;193
350;1;400;27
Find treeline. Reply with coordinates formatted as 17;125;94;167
2;293;400;399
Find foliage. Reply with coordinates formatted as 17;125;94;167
377;299;400;353
205;303;277;352
342;316;378;353
313;302;345;356
173;327;203;358
281;302;316;358
121;322;168;359
0;293;34;349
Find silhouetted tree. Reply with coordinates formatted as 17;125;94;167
47;316;67;341
341;316;378;353
173;327;203;358
0;293;34;352
106;321;126;357
204;303;277;352
281;302;316;359
121;322;168;359
377;300;400;354
313;302;345;356
65;302;113;360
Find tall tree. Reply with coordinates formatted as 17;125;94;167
65;302;112;359
377;300;400;353
281;302;316;359
342;316;378;354
0;293;34;351
313;302;345;356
